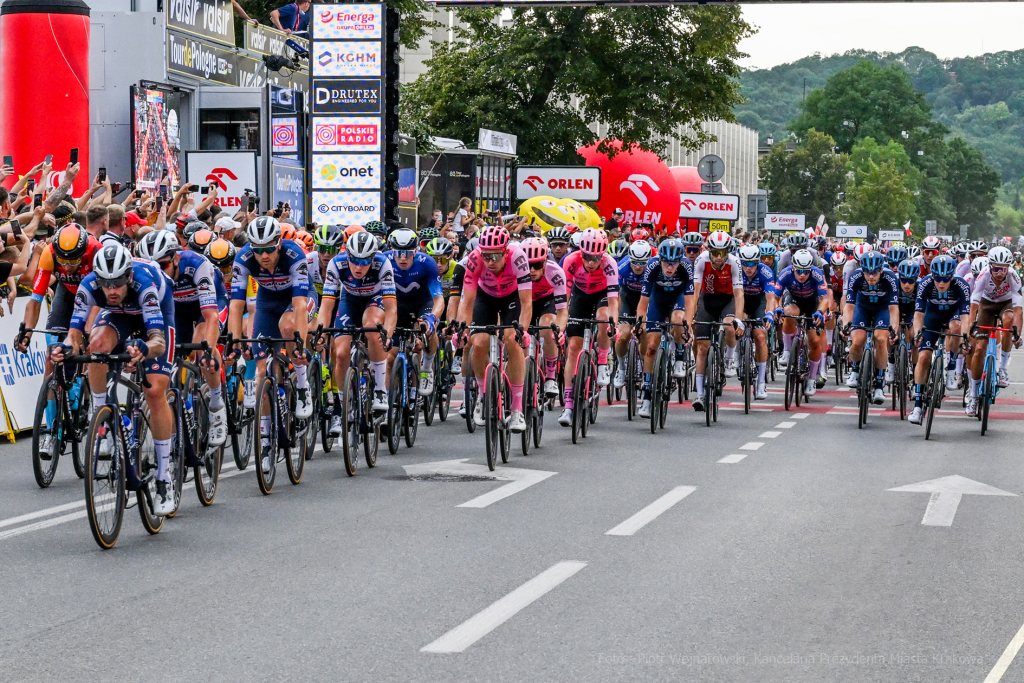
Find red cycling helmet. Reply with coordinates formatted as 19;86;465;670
521;237;548;262
564;223;580;234
578;228;609;256
629;227;650;243
478;225;511;250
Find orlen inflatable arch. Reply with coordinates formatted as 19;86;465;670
578;141;679;232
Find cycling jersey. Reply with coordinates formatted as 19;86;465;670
462;246;531;298
741;263;777;298
915;275;970;317
829;266;844;299
561;251;619;297
30;237;104;301
322;252;396;299
692;252;742;296
776;265;829;301
640;257;695;298
70;260;174;333
530;261;568;309
387;251;443;303
777;247;820;272
617;259;646;295
306;251;324;297
169;250;218;311
845;269;899;308
229;239;309;304
437;258;457;298
970;267;1024;306
955;259;971;279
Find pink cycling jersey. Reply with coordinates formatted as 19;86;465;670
462;245;532;298
562;251;620;297
531;261;568;309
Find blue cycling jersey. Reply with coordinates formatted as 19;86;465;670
618;258;646;295
322;252;396;299
387;251;443;303
213;267;228;311
640;256;695;298
845;268;899;308
70;260;174;332
230;239;309;303
776;266;829;300
741;262;778;297
170;250;218;310
915;275;970;317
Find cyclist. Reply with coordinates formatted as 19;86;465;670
557;228;619;426
608;239;629;264
546;227;571;264
522;237;567;397
205;237;235;330
313;225;345;294
456;225;533;433
908;255;970;424
53;244;178;516
916;235;943;278
225;217;313;473
966;245;1023;407
386;228;445;395
635;237;695;418
843;250;899;404
760;242;778;274
613;240;653;389
682;231;704;265
777;231;817;271
828;251;847;361
775;249;829;397
426;237;457;305
691;231;745;411
138;230;228;446
316;230;397;435
738;243;778;400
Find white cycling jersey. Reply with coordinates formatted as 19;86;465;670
969;267;1024;306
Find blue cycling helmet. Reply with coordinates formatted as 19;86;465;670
885;245;909;267
658;238;685;262
859;251;885;272
929;255;956;278
759;242;777;257
897;259;920;281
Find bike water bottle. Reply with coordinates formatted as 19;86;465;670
122;414;135;449
69;377;82;410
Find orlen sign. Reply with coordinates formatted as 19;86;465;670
765;213;806;232
678;192;740;221
184;150;258;209
516;166;600;201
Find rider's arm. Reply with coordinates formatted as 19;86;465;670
913;311;924;339
518;287;533;330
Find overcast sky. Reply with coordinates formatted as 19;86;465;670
739;3;1024;70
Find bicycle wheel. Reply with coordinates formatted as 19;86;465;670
438;345;452;422
580;359;592;438
70;385;89;479
31;378;62;489
588;359;599;426
793;338;804;408
484;365;500;470
84;404;126;549
605;353;616;406
386;359;403;454
897;343;908;420
165;388;186;518
341;368;359;476
522;359;535;456
981;354;995;435
194;386;221;506
464;376;477;434
626;340;638;421
404;356;420;448
133;399;165;536
285;386;305;485
925;356;941;440
532;367;544;448
742;335;752;414
705;346;716;427
499;378;511;463
362;372;379;469
571;355;587;444
305;357;322;460
255;377;278;495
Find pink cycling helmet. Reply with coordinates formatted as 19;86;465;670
578;228;608;256
478;225;511;250
521;237;548;262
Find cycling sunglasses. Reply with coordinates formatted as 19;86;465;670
317;245;338;255
684;246;701;253
710;249;728;259
661;259;680;267
529;260;546;271
251;243;279;255
481;251;504;263
740;259;760;267
923;249;940;256
55;256;81;267
582;253;602;263
97;275;130;289
548;240;568;247
794;268;811;276
932;275;952;283
899;277;918;284
349;255;372;266
156;257;173;270
395;249;416;259
990;265;1008;275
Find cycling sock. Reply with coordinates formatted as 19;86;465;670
545;355;559;379
850;361;861;374
674;345;685;362
826;328;834;346
956;356;964;374
294;364;308;389
947;353;958;371
208;385;225;411
914;383;923;407
260;415;271;436
422;352;435;373
372;361;386;390
154;438;172;482
69;378;82;410
244;360;256;380
724;344;735;361
563;386;573;410
756;362;766;384
887;362;895;376
783;333;795;354
92;391;107;409
597;347;609;365
511;383;523;412
809;359;819;380
970;377;980;398
695;374;705;396
333;393;343;415
875;368;886;389
643;372;652;390
45;399;56;428
1001;348;1011;371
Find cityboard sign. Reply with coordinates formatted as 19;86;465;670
312;190;383;225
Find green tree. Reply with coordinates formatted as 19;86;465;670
840;159;916;231
400;6;754;164
759;129;848;226
945;136;1001;237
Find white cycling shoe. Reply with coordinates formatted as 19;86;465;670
804;381;817;398
998;369;1010;388
597;365;611;387
637;399;652;418
208;407;227;446
558;409;573;427
509;411;526;433
779;350;790;367
946;370;960;391
871;387;886;405
965;396;978;417
372;390;389;412
672;360;686;378
544;379;559;397
294;388;313;419
473;401;485;427
908;406;923;424
152;480;175;517
755;384;768;400
243;379;256;409
329;415;343;436
724;358;737;378
845;371;860;389
613;368;626;388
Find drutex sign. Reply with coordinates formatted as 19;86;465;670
678;192;740;221
515;166;600;201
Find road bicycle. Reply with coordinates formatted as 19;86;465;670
174;341;221;507
567;318;605;444
422;323;456;425
781;315;818;413
618;316;644;421
832;323;849;386
918;329;966;440
222;357;255;470
851;324;893;429
522;324;557;455
737;318;766;415
469;323;520;470
642;319;690;433
700;320;735;426
975;324;1019;435
386;326;426;454
889;324;913;421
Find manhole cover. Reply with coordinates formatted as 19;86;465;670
387;474;495;482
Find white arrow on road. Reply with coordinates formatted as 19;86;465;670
402;459;556;508
887;475;1017;526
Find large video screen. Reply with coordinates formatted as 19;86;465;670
131;86;182;190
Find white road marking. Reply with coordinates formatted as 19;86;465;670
791;413;810;419
887;475;1016;526
729;402;783;407
0;499;90;530
739;442;763;451
605;486;696;536
717;454;747;464
984;619;1024;683
719;406;773;412
401;459;556;508
421;561;587;653
0;503;116;541
758;431;781;439
775;421;796;428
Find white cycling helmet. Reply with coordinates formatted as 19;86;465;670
347;231;378;259
791;249;815;270
853;243;873;261
922;235;942;251
247;216;281;245
137;230;179;262
830;251;848;267
971;256;989;276
738;244;760;262
628;240;653;263
93;244;133;281
706;230;731;251
988;245;1014;266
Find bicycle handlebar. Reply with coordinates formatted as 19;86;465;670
62;353;152;388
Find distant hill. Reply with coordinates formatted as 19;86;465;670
735;47;1024;185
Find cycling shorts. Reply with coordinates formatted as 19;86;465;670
472;289;521;328
397;297;434;330
974;298;1014;338
252;297;315;359
530;294;557;327
782;291;819;318
93;310;175;377
743;294;767;325
46;283;76;333
566;287;609;339
694;293;735;341
334;293;385;334
850;304;890;331
174;301;205;339
619;289;641;319
645;289;687;333
919;317;959;352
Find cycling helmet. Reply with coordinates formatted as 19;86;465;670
681;231;704;246
569;231;584;249
706;230;731;251
521;237;548;263
930;255;956;278
907;245;921;259
466;237;479;253
294;230;315;251
988;245;1014;266
657;238;685;262
853;243;873;261
608;239;629;260
885;245;909;267
188;228;215;253
53;224;89;260
363;220;386;237
628;240;653;263
759;242;777;257
388;228;419;251
791;249;815;270
922;235;942;251
578;228;609;256
951;242;967;257
183;220;207;241
280;224;297;242
787;232;808;249
564;223;580;235
419;226;440;243
247;216;281;245
346;231;378;259
859;251;884;272
546;226;570;243
969;239;988;254
844;240;857;255
314;224;344;248
478;225;511;251
972;256;989;275
425;237;455;259
738;244;761;264
137;229;179;262
897;259;920;280
629;227;651;243
830;251;848;268
206;238;236;269
93;244;133;281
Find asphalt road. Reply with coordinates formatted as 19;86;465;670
3;354;1024;683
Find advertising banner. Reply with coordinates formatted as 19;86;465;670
272;117;299;155
313;4;383;39
312;190;383;225
167;31;236;85
312;117;381;152
313;154;382;190
244;22;309;58
678;192;740;221
879;229;904;242
765;213;806;232
834;224;868;239
272;160;306;225
185;151;258;210
166;0;234;46
312;78;382;114
516;166;600;201
0;298;50;438
312;41;382;78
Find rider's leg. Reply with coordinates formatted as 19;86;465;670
596;306;611;367
331;335;353;416
562;336;584;409
872;328;889;389
914;348;933;408
540;313;560;380
754;327;768;386
143;374;173;481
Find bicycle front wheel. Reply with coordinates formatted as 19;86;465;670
626;340;638;421
255;378;278;494
32;378;61;489
194;386;221;506
981;355;995;435
341;368;358;476
522;359;535;456
484;365;500;470
84;405;126;549
387;359;403;454
925;356;942;440
404;356;420;448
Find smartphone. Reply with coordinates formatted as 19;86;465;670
98;167;106;183
247;196;257;212
69;148;78;165
2;155;11;168
26;178;35;192
158;184;168;200
33;194;42;209
187;184;199;192
44;154;52;164
134;189;144;199
155;196;163;212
